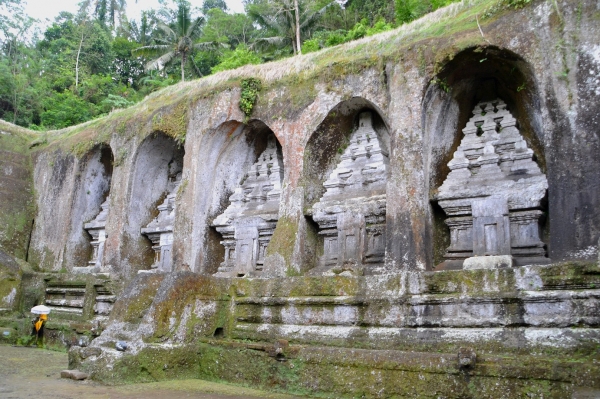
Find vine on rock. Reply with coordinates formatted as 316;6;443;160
239;78;262;118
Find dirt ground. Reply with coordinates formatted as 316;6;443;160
0;345;305;399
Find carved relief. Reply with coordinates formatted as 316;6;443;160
310;112;389;275
141;173;182;273
212;136;283;277
435;99;549;269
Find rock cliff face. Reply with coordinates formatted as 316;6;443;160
1;0;600;396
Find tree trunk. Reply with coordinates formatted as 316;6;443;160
294;0;301;55
181;54;185;82
75;30;85;88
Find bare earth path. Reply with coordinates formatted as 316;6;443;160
0;345;305;399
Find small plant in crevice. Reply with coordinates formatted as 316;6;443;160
431;77;451;93
239;78;262;119
114;148;128;167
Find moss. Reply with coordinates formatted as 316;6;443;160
535;261;600;289
118;274;231;343
89;340;592;398
151;101;188;145
259;74;318;120
0;129;36;259
110;274;165;323
0;208;34;259
265;216;299;276
114;147;128;166
176;178;188;198
239;78;262;118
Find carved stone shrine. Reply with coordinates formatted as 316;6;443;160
212;137;283;277
141;173;182;273
435;99;549;269
310;111;389;275
83;199;109;270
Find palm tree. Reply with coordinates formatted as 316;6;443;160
248;0;335;55
134;2;219;82
78;0;129;28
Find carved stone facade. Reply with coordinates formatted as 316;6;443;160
310;112;389;275
435;99;549;269
83;199;109;270
141;173;182;273
212;137;283;277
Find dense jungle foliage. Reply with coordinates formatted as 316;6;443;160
0;0;458;130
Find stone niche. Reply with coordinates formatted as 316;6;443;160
435;99;549;269
126;132;185;275
72;146;113;274
141;169;182;273
83;200;109;270
309;111;389;275
211;136;283;277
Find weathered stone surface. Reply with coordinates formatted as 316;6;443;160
0;124;35;260
463;255;514;270
1;0;599;397
61;369;89;380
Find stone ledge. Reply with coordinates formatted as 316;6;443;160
463;255;514;269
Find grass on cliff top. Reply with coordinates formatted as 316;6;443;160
0;119;40;153
20;0;517;156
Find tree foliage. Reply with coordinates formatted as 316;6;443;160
247;0;335;55
211;44;262;73
0;0;460;130
134;0;221;81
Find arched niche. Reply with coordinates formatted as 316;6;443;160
194;120;282;276
67;145;113;272
303;98;390;208
423;46;549;270
126;132;184;274
303;98;390;275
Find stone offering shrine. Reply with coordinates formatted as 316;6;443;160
435;99;549;269
212;136;283;277
310;111;388;275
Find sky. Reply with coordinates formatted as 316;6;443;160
22;0;246;24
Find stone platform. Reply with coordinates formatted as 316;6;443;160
69;261;600;397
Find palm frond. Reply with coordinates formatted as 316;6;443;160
192;41;227;51
248;6;287;34
156;21;176;40
144;50;176;71
188;54;203;78
133;44;173;57
300;1;335;30
186;16;205;40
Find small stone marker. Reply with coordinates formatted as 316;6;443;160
457;347;476;368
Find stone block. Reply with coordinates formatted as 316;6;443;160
457;347;476;368
61;369;89;380
463;255;514;270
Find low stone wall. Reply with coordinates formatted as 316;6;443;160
68;261;600;397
